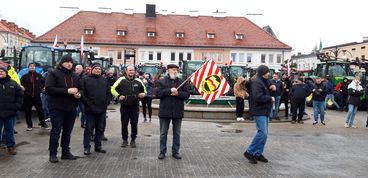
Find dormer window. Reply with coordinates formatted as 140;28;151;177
235;33;244;40
207;33;215;39
147;32;156;37
117;30;126;36
84;29;94;35
176;33;185;38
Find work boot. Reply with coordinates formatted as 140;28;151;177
95;148;106;153
130;141;136;148
172;153;182;159
102;135;108;141
158;153;165;160
243;151;257;164
254;155;269;163
49;155;59;163
61;152;77;160
84;148;91;155
121;140;128;148
7;147;16;155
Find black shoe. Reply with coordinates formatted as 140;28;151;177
102;136;108;141
121;141;128;148
172;153;182;159
321;122;326;125
291;121;296;124
61;152;77;160
297;120;304;124
254;155;269;163
49;155;59;163
95;148;106;153
313;122;318;125
84;148;91;155
243;151;257;164
13;130;18;134
158;153;165;160
130;141;136;148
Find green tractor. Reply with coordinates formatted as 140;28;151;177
182;60;205;95
137;62;166;82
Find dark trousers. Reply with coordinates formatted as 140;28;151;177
49;109;76;156
0;116;15;148
281;96;289;116
292;99;305;121
339;93;348;111
141;97;152;119
24;95;46;128
160;118;182;154
84;112;105;149
120;106;139;141
236;97;244;117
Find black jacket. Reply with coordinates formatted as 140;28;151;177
311;83;327;101
249;76;273;117
113;77;145;106
347;88;363;107
21;71;45;97
157;76;190;119
45;67;80;111
290;83;310;101
270;79;283;97
281;78;292;98
80;74;111;114
106;75;117;87
0;76;23;118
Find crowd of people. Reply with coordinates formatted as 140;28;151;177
1;55;367;165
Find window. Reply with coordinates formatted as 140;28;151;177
84;29;94;35
140;51;146;61
261;54;266;63
352;48;356;51
201;52;207;60
209;53;215;60
235;34;244;40
277;54;282;63
247;53;252;63
117;51;122;59
269;54;274;64
217;53;222;62
148;51;153;60
207;33;215;39
117;31;126;36
231;53;237;63
157;52;161;61
147;32;156;37
107;51;115;58
239;53;245;63
179;52;184;61
171;52;175;61
187;53;192;60
176;33;185;38
92;49;99;56
361;46;366;49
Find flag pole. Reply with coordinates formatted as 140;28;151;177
177;72;195;89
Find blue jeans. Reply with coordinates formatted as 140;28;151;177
247;116;269;156
76;102;86;126
325;94;340;109
0;117;16;148
270;96;281;118
345;104;358;125
49;109;76;156
160;118;182;154
41;93;50;119
84;113;105;149
313;101;325;123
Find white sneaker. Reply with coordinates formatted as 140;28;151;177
45;118;51;122
351;124;358;128
344;123;349;128
26;127;33;131
236;117;242;121
239;117;245;121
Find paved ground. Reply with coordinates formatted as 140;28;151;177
1;105;368;178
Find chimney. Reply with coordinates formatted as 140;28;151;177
146;4;156;17
363;36;368;42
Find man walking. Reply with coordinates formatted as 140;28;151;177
46;55;81;163
111;65;146;148
243;65;274;164
21;63;49;130
0;66;23;155
156;64;189;160
80;63;110;155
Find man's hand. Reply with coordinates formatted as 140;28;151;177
68;88;78;94
138;93;146;99
119;95;125;101
318;89;322;92
171;88;178;96
20;85;25;91
270;85;276;91
271;96;275;102
74;92;81;99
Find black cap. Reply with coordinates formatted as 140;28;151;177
167;64;179;69
91;63;101;71
257;65;269;76
59;55;74;66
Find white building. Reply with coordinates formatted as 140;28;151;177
291;53;321;71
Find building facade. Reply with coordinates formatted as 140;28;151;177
33;5;292;69
291;53;320;71
322;38;368;61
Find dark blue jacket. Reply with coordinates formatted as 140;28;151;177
0;76;23;118
80;74;111;114
290;83;310;101
311;83;327;101
270;79;283;97
249;76;272;117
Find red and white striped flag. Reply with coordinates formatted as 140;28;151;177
190;59;230;104
52;35;58;48
80;35;84;59
229;57;233;66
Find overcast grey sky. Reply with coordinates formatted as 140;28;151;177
1;0;366;54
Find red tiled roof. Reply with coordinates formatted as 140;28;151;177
0;19;35;40
34;11;291;49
